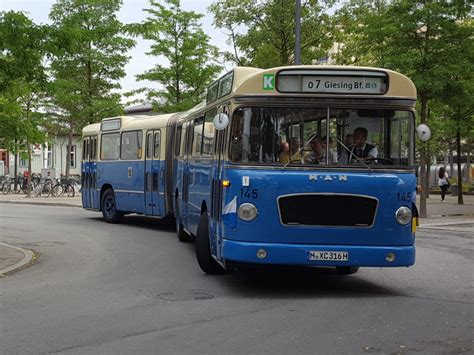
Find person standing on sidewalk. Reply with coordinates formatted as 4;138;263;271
438;167;450;202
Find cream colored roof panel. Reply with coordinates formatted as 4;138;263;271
231;65;417;100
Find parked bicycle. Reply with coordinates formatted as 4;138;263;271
51;177;75;197
32;178;54;197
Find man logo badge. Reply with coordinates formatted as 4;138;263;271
309;174;348;181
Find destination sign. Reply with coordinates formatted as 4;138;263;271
277;70;387;95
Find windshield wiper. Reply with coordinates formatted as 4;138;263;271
282;133;317;170
335;137;372;172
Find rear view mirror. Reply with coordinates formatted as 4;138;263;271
416;124;431;142
213;113;229;130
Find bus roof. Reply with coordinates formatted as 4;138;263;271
82;113;176;135
221;65;417;100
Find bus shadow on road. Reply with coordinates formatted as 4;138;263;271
86;215;176;233
219;267;405;299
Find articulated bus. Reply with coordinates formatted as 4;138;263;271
82;65;422;274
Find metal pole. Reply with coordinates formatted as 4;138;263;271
295;0;301;65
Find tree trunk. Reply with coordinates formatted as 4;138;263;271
14;140;18;191
66;131;73;181
418;94;428;218
466;140;472;185
456;125;464;205
26;143;32;197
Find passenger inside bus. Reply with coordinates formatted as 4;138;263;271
351;126;378;160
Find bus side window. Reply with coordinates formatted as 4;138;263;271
175;126;182;157
203;108;216;157
192;117;204;156
101;133;120;160
154;131;160;159
146;133;153;159
180;122;187;158
186;121;194;156
121;131;142;160
83;139;88;161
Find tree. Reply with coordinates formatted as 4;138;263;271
209;0;336;68
335;0;473;216
128;0;221;113
48;0;135;179
0;11;48;195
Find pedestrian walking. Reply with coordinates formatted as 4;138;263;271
438;167;450;202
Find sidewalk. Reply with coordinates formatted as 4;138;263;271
0;242;35;277
420;193;474;225
0;193;82;208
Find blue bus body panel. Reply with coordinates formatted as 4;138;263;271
97;161;145;214
215;167;416;267
187;158;213;235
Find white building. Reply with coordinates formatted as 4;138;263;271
3;134;82;178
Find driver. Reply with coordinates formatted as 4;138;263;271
350;127;378;160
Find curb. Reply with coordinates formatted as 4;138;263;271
0;200;82;208
0;242;36;276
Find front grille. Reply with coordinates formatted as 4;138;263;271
278;194;377;227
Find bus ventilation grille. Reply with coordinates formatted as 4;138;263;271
278;194;377;227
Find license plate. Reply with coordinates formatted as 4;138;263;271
308;251;349;261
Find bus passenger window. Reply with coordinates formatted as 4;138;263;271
192;117;204;156
203;109;216;156
101;133;120;160
121;131;142;160
146;133;153;159
174;126;182;157
154;131;160;159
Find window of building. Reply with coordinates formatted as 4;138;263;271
70;145;76;168
45;144;54;168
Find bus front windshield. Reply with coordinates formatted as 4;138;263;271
228;107;414;167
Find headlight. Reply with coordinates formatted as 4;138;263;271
237;203;258;222
395;206;412;226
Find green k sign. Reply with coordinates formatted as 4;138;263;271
263;74;275;90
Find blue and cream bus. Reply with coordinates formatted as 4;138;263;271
82;65;423;274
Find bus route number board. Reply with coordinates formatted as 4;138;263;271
307;251;349;261
302;75;384;94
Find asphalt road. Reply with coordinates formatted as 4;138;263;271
1;204;472;354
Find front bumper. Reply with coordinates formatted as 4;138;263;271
222;240;415;267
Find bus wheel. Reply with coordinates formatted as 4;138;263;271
175;199;192;242
195;213;225;274
101;189;123;223
336;267;359;275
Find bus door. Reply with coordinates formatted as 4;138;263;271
89;136;99;209
145;130;161;216
181;121;193;229
82;136;99;209
210;125;227;261
81;137;91;208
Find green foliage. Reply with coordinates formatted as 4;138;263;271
0;11;47;152
209;0;336;68
128;0;221;113
48;0;135;128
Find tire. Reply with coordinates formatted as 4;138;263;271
336;267;359;275
51;185;63;197
2;181;10;195
195;213;225;274
43;180;53;197
175;198;192;242
101;189;123;223
65;184;75;197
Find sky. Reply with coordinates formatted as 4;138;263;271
0;0;233;102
